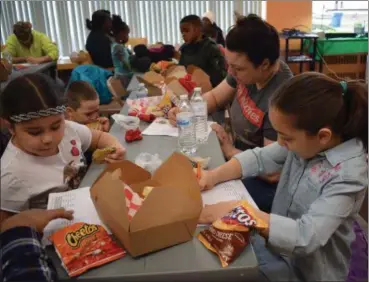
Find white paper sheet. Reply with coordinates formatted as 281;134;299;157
201;180;258;209
42;187;110;246
142;118;213;137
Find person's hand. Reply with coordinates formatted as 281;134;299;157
168;107;180;127
211;123;236;159
105;144;126;163
26;57;44;64
199;200;241;224
194;169;217;191
97;117;110;132
0;208;74;233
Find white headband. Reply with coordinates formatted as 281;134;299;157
9;105;66;123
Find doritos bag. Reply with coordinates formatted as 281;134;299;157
198;201;268;267
50;223;126;277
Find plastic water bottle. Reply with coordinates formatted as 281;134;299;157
190;87;208;144
135;83;148;98
177;95;197;155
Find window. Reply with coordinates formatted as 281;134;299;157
312;1;368;33
1;0;262;57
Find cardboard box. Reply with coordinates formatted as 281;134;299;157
136;76;162;97
90;152;202;257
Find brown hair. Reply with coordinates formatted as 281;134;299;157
270;72;368;151
65;81;98;110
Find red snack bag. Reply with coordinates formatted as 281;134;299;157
50;223;126;277
125;129;143;143
198;201;268;267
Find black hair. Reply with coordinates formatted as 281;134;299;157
226;14;280;67
180;15;202;27
270;72;368;152
0;73;63;123
86;10;111;31
111;15;129;36
65;81;98;110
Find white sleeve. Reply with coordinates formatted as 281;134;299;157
65;121;92;153
1;172;30;213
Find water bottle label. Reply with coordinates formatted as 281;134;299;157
191;103;207;116
176;112;193;127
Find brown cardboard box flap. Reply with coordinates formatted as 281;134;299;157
143;71;164;84
130;185;200;232
166;79;189;96
136;76;162;97
187;65;212;93
165;65;187;79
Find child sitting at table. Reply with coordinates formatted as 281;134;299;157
198;72;368;281
0;74;126;221
179;15;226;87
111;15;133;89
65;81;110;132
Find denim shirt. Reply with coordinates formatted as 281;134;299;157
234;139;367;281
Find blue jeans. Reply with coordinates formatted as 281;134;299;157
251;234;301;281
242;177;277;213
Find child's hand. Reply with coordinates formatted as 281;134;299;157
104;144;126;163
26;57;44;64
97;117;110;132
199;200;241;224
168;107;180;127
194;169;217;191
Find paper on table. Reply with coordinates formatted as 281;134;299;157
142;117;213;137
42;187;110;246
201;180;258;209
199;180;258;226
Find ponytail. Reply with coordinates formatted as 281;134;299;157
343;81;368;151
270;72;368;152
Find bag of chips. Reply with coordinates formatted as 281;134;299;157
50;223;126;277
198;201;268;267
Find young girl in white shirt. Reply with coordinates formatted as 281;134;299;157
0;73;126;220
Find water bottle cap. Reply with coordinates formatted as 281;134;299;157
180;94;188;100
194;87;201;92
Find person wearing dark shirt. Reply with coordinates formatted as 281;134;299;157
179;15;226;87
85;10;113;68
1;208;74;282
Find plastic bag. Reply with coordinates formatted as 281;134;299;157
112;114;140;130
135;153;162;174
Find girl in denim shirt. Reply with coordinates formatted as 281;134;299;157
198;72;368;281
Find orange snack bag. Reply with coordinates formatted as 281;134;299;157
50;223;126;277
198;201;268;267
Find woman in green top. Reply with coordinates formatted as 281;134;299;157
5;21;59;64
111;15;133;89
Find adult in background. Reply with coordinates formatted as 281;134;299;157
4;21;59;64
202;11;225;47
169;14;293;212
85;10;113;68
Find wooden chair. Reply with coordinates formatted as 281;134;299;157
99;76;127;116
126;37;148;50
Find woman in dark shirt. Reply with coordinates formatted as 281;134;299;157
85;10;113;68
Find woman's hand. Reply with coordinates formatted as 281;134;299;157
211;123;239;159
168;107;180;127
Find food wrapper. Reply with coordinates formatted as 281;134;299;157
92;147;116;164
198;201;268;267
124;184;144;220
142;186;154;198
49;223;126;277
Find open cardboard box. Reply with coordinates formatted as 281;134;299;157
136;75;162;97
90;152;202;257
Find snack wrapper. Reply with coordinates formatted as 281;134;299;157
92;147;116;164
49;223;126;277
198;201;268;267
